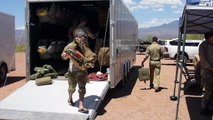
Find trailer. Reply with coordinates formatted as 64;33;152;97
0;12;16;83
0;0;138;119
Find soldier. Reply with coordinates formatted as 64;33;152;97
61;29;96;113
199;31;213;116
141;36;164;92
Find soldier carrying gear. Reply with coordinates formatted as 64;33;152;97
141;36;164;92
61;29;97;113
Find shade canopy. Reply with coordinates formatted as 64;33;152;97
180;5;213;34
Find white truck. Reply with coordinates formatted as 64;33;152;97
0;0;138;120
164;39;203;62
0;12;16;82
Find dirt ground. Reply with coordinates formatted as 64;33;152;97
0;52;212;120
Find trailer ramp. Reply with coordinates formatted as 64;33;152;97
0;78;109;120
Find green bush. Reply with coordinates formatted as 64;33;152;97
16;44;26;52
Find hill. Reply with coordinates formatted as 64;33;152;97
138;20;179;40
15;30;26;44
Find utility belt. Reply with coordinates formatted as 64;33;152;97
150;59;160;61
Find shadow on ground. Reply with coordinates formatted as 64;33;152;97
0;76;25;87
96;66;140;116
185;96;212;120
183;84;213;120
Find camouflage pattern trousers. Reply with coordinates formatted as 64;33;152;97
67;71;88;98
201;69;213;109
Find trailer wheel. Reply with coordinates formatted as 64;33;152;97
121;68;128;87
0;64;7;82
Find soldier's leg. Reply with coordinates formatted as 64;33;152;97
77;71;88;113
153;67;161;89
202;79;213;110
68;71;77;105
153;63;161;92
149;64;154;88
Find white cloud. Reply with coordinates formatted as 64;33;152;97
139;18;178;28
174;9;182;14
153;7;164;11
124;0;183;12
123;0;137;5
16;26;25;30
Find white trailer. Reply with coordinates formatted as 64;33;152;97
0;12;15;82
0;0;138;119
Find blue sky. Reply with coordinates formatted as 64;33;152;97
0;0;185;29
0;0;25;29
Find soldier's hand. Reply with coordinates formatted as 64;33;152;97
61;52;69;60
66;48;75;54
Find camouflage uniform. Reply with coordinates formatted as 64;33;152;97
62;30;96;99
62;41;88;99
145;41;163;90
199;40;213;110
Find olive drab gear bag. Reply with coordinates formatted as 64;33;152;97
83;44;97;69
64;41;97;71
98;47;110;66
30;64;58;80
36;76;53;86
138;66;150;81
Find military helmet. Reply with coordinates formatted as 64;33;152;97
73;28;87;38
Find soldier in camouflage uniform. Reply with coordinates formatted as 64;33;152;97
61;29;96;113
141;36;164;92
199;31;213;116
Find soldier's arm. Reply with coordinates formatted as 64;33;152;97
61;45;70;60
199;42;211;70
141;47;150;65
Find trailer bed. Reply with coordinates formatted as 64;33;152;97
0;78;109;120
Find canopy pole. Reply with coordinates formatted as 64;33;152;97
170;18;182;101
175;12;188;120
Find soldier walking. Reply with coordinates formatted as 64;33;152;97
61;29;96;113
141;36;164;92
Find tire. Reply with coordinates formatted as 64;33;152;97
177;54;188;63
0;64;7;82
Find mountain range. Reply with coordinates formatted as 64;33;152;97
15;20;179;44
15;30;26;44
138;20;179;40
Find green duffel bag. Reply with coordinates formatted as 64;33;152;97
138;67;150;81
42;64;57;73
30;73;42;80
44;73;58;79
34;67;50;75
36;76;52;86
